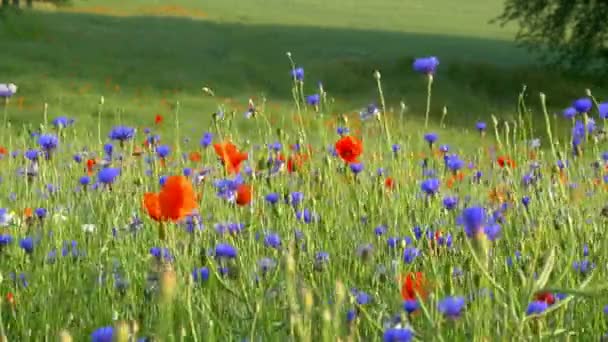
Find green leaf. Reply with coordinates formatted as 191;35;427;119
532;247;556;294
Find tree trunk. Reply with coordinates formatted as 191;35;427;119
1;0;10;7
26;0;32;8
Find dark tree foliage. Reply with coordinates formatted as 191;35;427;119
495;0;608;73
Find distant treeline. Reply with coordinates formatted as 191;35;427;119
1;0;71;8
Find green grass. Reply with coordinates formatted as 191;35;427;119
1;1;608;340
0;0;604;137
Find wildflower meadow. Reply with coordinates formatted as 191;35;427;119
1;1;608;341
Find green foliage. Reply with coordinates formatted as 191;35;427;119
495;0;608;73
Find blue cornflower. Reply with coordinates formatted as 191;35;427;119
403;247;419;264
0;234;13;247
446;155;464;172
73;154;82;163
215;243;237;258
374;225;387;236
291;67;304;81
483;224;501;241
306;94;320;106
35;207;47;219
346;309;357;322
263;232;282;249
200;132;213;147
159;176;167;188
583;244;589;257
315;251;329;263
522;196;531;207
108;126;135;142
183;167;192;177
383;328;413;342
91;326;114;342
286;191;304;206
420;178;440;195
149;247;173;262
424;133;438;145
337;126;349;136
461;206;485;238
526;301;548;315
349;162;364;174
19;237;34;253
599;102;608;119
51;116;74;128
352;289;372;305
38;134;58;151
97;168;120;184
573;259;595;274
439;144;449;153
413;56;439;75
156;145;170;158
192;267;210;282
104;143;113;157
214;174;243;202
268;141;282;152
573;97;592;113
265;193;279;205
602;151;608;162
443;196;458;210
438;296;465;318
403;299;419;314
604;305;608;315
562;107;577;119
79;176;90;186
476;121;486;132
296;209;318;223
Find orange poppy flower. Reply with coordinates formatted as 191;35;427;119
497;156;516;168
143;176;197;222
155;114;163;125
213;141;248;174
235;184;252;206
0;146;7;156
287;153;308;173
189;151;202;162
401;272;428;301
23;207;33;218
335;136;363;164
143;193;162;221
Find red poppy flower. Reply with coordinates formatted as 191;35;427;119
86;159;96;176
213;141;248;174
534;292;555;305
155;114;163;125
0;146;7;156
497;156;516;168
335;136;363;164
401;272;428;301
235;184;252;206
384;177;395;190
143;176;197;222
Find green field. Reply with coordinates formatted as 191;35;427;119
1;0;603;136
1;1;608;341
